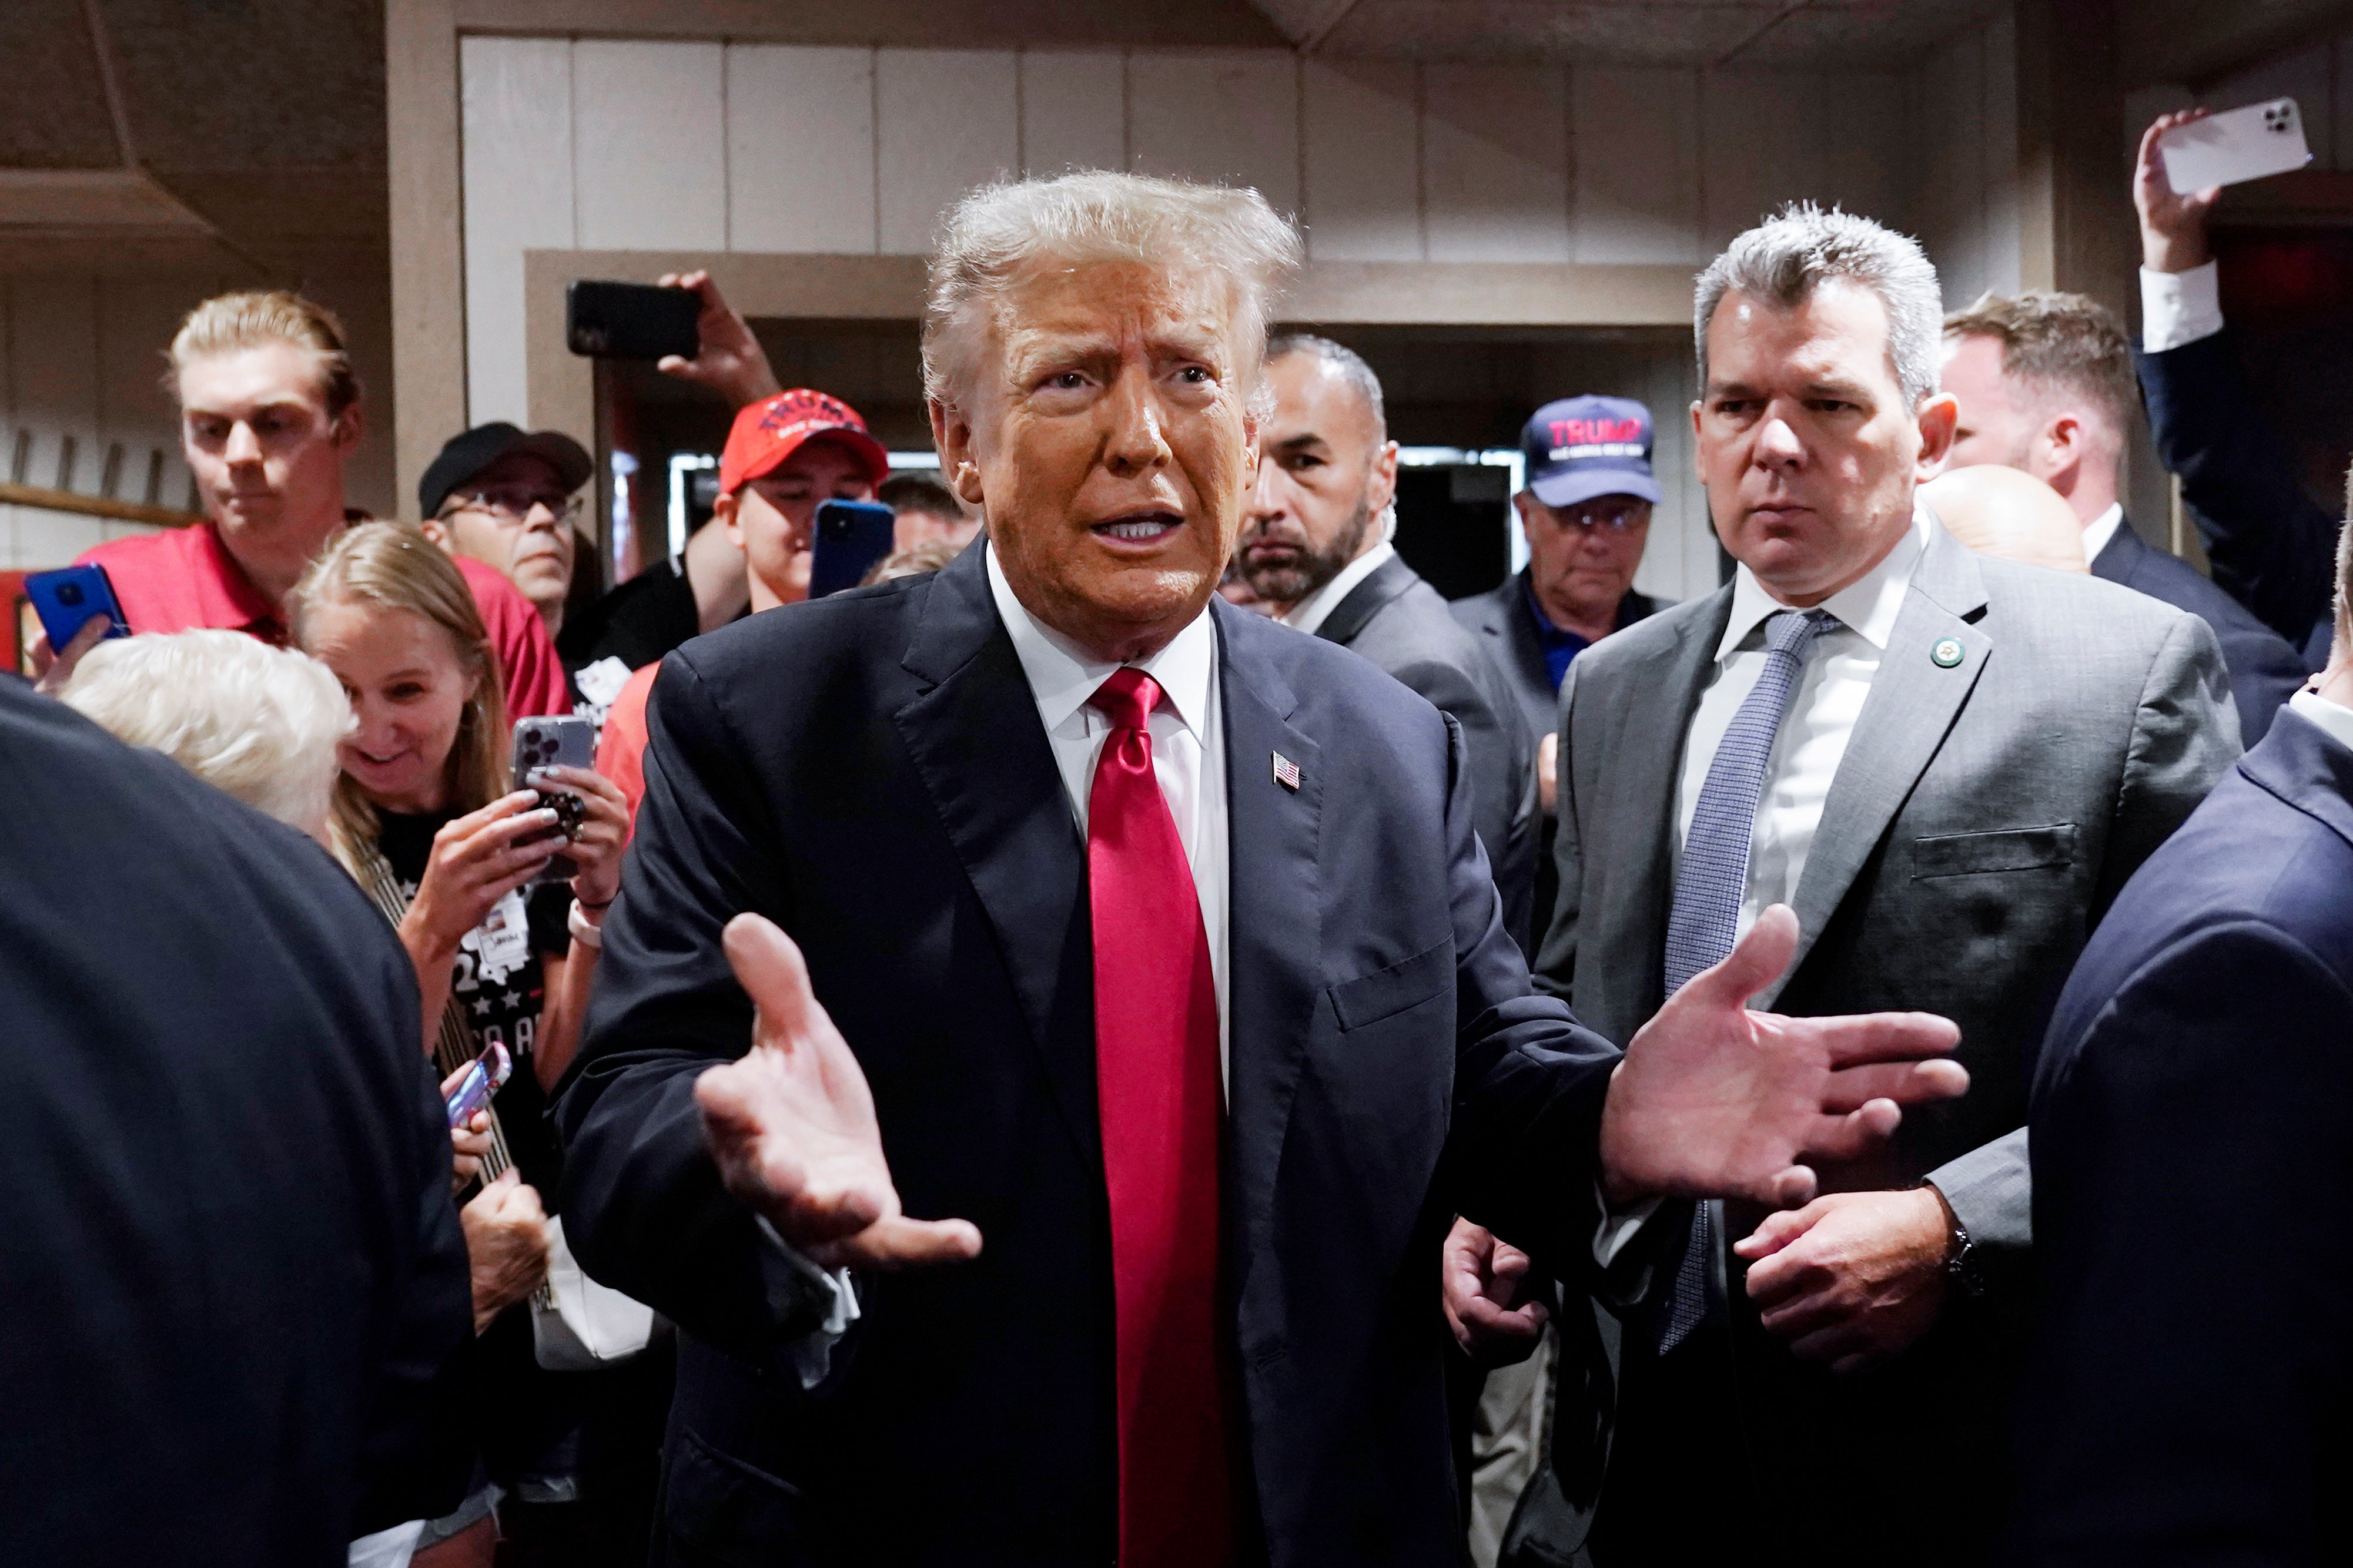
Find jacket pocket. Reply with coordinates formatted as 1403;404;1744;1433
1328;939;1452;1031
663;1426;809;1566
1912;823;2077;880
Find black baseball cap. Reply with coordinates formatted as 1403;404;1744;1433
1521;396;1662;510
419;423;594;518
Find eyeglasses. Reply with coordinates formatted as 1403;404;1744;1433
1545;501;1650;532
446;489;585;525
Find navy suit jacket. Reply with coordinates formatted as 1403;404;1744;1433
0;681;473;1562
2136;330;2336;668
557;543;1622;1566
2024;704;2353;1564
2090;519;2304;743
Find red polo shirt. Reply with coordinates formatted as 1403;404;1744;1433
78;521;570;719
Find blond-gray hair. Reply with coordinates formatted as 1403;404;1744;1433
61;629;352;835
1695;203;1944;410
921;170;1303;415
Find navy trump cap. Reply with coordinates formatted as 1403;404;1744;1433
1522;396;1662;510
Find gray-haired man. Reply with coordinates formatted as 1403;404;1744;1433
1448;203;2236;1566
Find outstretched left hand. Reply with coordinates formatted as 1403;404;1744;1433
1597;905;1967;1209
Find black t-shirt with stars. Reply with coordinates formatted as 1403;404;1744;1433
376;809;572;1197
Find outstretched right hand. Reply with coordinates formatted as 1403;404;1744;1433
697;913;983;1271
2135;109;2220;274
655;271;783;408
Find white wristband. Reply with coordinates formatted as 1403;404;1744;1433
567;899;604;950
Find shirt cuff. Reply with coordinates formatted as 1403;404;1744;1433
1589;1179;1663;1309
2140;262;2223;353
755;1217;861;1388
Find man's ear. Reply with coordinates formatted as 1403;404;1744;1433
1367;438;1400;514
714;490;744;551
929;398;985;509
1915;391;1960;471
332;401;364;454
417;517;452;549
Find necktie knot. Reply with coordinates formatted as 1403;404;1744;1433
1766;607;1833;657
1089;667;1163;732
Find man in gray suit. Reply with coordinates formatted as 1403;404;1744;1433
1239;333;1537;946
1447;204;2237;1567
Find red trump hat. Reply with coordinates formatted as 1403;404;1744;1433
718;388;891;496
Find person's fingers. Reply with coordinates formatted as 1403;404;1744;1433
440;1063;471;1095
724;913;826;1053
1732;1204;1819;1261
1766;1164;1818;1209
1806;1009;1963;1068
1819;1057;1970;1111
1690;903;1799;1009
1743;1238;1830;1309
511;1182;547;1222
831;1214;984;1271
1789;1103;1907;1172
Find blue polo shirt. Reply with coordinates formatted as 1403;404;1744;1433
1523;578;1595;692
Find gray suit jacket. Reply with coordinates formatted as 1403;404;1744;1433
1526;521;2237;1554
1319;552;1538;950
1451;571;1661;755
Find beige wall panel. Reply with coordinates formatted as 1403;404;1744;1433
728;45;878;253
875;48;1019;253
1701;71;1817;249
1817;73;1908;232
1300;59;1422;263
1916;39;1990;309
1637;340;1706;603
1422;65;1571;264
11;274;100;499
1021;49;1126;177
573;41;727;250
95;273;198;515
1127;50;1301;215
461;35;576;428
1981;6;2023;299
1574;66;1702;266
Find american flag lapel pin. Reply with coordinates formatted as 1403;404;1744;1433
1271;751;1301;791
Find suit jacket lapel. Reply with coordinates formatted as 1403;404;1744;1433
1768;525;1991;1005
892;547;1100;1167
1312;554;1417;647
1603;588;1731;1030
1216;601;1324;1294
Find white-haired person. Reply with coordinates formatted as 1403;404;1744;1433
56;624;558;1568
289;521;640;1568
552;169;1966;1567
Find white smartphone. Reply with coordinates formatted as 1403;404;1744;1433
2159;98;2312;194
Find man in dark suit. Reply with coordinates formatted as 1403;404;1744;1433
1942;287;2304;742
1453;397;1666;757
2131;107;2337;671
1450;203;2236;1567
0;678;473;1563
555;170;1969;1568
2022;521;2353;1565
1236;333;1536;949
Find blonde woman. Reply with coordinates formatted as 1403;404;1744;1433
293;522;628;1567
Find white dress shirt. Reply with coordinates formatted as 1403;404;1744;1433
1280;508;1400;636
774;548;1238;1383
2080;502;2126;566
986;542;1233;1082
2290;688;2353;753
1672;507;1932;942
2141;261;2224;353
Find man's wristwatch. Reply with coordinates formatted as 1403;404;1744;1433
1926;1183;1987;1299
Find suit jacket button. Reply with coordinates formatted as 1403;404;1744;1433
1932;637;1964;668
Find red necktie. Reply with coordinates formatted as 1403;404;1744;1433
1085;667;1232;1568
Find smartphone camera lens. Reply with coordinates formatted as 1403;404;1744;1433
55;582;82;607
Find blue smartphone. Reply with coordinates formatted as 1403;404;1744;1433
808;499;898;600
25;564;129;651
445;1041;513;1128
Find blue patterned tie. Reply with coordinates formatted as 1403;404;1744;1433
1656;608;1830;1354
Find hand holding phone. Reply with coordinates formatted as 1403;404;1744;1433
25;565;129;656
567;280;701;361
2157;98;2311;195
512;716;597;884
445;1041;514;1128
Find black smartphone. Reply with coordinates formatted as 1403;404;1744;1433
25;564;130;652
809;499;899;599
511;715;597;883
566;280;700;360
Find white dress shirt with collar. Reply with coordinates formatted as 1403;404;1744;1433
2079;502;2126;565
985;541;1232;1083
769;547;1237;1386
1280;509;1400;637
2141;261;2224;353
1673;506;1932;943
2290;688;2353;753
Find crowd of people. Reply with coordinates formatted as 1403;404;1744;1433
4;101;2348;1568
